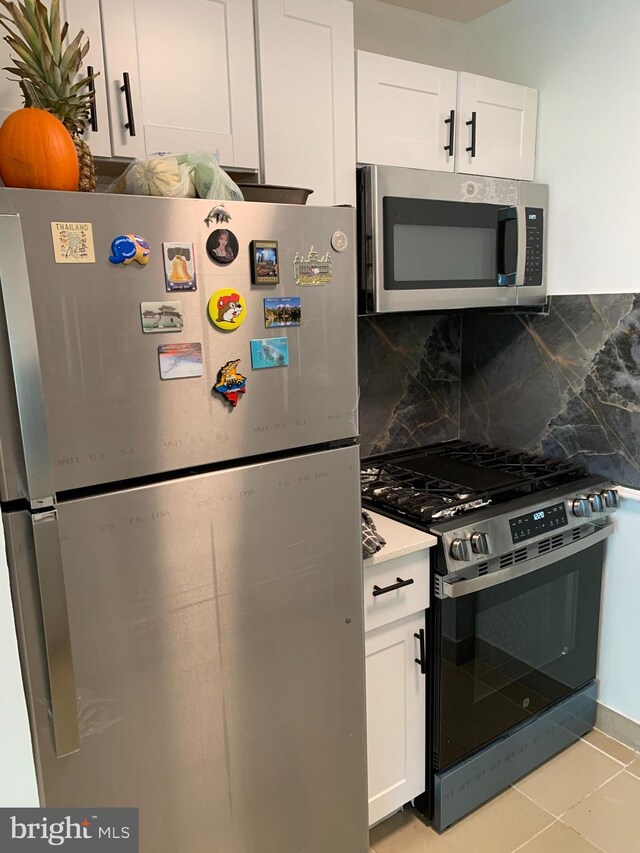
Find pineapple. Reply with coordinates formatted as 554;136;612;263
0;0;97;191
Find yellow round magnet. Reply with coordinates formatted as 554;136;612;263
208;288;247;331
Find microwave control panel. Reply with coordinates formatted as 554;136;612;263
524;208;544;285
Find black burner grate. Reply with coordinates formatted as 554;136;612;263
361;440;586;525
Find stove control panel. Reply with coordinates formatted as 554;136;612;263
510;502;568;544
444;486;619;567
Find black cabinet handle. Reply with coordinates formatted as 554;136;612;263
444;109;455;156
466;111;477;157
87;66;98;133
414;629;426;674
120;71;136;137
372;577;414;597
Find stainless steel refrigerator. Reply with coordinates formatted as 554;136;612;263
0;189;368;852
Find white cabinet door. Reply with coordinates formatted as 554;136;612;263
365;612;426;827
456;72;538;181
356;51;457;172
0;0;112;157
66;0;112;157
255;0;356;206
100;0;259;168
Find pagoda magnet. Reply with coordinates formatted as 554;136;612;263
213;360;247;408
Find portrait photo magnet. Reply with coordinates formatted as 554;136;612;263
251;240;279;284
206;228;239;265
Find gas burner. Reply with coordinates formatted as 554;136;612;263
361;440;586;526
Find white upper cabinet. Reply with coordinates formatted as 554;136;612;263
255;0;356;207
100;0;260;168
456;72;538;181
0;0;112;157
356;51;457;172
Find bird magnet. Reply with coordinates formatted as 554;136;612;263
208;288;247;331
163;242;197;291
204;203;231;228
109;234;151;266
213;360;246;408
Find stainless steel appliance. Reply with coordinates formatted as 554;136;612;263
0;189;368;852
362;441;619;831
358;166;548;313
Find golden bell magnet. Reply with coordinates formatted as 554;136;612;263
163;242;197;292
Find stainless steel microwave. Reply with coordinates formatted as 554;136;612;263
357;165;548;313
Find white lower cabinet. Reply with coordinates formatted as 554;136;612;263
366;612;426;826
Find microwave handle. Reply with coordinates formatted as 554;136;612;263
497;205;527;287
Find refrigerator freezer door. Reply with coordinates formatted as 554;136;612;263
7;444;368;853
0;190;358;501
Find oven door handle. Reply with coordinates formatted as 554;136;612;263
438;523;614;599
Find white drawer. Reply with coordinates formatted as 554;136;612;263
363;548;430;633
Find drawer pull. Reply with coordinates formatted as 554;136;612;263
372;576;414;597
414;628;427;675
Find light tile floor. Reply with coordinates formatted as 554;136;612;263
369;729;640;853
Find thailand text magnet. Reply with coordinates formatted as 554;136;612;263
51;221;95;263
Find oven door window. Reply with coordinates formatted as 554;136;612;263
383;197;515;290
435;542;604;771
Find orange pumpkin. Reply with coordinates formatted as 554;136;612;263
0;107;79;191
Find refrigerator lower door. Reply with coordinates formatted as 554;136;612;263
7;445;368;853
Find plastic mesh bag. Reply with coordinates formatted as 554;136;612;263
107;152;243;201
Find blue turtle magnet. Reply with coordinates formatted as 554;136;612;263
109;234;151;266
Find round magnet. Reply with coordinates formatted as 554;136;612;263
331;230;348;252
208;288;247;331
206;228;239;265
109;234;151;265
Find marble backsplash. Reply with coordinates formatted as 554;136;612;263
358;313;461;458
461;294;640;487
358;294;640;487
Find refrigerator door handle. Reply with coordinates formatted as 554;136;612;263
0;213;56;508
32;508;80;758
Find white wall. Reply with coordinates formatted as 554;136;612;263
0;525;38;806
463;0;640;295
353;0;465;68
597;490;640;726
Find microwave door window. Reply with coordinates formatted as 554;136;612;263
383;197;501;290
393;224;495;283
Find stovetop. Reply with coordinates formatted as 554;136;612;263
361;440;587;526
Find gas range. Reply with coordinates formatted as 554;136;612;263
361;440;620;583
362;441;620;831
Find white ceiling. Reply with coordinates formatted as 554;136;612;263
378;0;512;23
